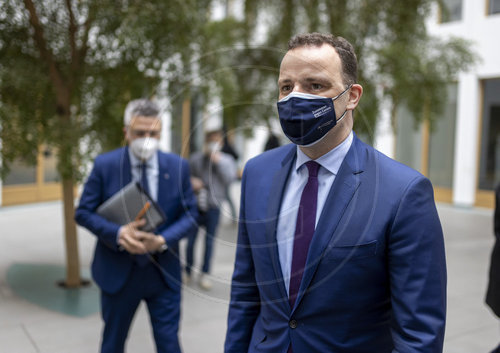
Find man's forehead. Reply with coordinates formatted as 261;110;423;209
279;45;341;78
130;116;161;129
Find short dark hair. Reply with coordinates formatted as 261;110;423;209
287;33;358;87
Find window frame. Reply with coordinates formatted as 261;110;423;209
475;78;500;208
438;0;463;23
487;0;500;15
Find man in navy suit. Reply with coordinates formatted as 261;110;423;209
224;33;447;353
75;99;197;353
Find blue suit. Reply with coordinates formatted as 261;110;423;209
75;147;197;353
225;135;446;353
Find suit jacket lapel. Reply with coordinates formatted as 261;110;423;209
120;147;132;189
265;145;296;308
156;152;171;208
292;136;365;313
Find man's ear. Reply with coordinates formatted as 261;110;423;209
346;84;363;110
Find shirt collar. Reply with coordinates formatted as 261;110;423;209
295;131;354;175
128;147;158;169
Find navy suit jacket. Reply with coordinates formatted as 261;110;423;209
75;147;198;294
225;135;446;353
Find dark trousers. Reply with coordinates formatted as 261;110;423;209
100;264;181;353
185;207;220;274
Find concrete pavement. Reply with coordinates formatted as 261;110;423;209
0;192;497;352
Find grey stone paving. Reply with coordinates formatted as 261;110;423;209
0;194;498;353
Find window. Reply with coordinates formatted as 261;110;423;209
428;84;458;189
3;159;36;186
395;83;458;202
42;148;60;183
440;0;463;23
395;105;422;172
479;79;500;191
489;0;500;14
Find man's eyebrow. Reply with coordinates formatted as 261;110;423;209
303;77;330;83
278;78;293;84
278;77;331;85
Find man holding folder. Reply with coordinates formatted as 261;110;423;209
75;99;198;353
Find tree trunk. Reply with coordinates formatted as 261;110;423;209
61;174;81;287
390;94;399;134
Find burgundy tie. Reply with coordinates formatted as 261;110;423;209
288;161;320;352
289;160;320;307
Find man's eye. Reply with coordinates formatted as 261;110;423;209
311;83;322;90
280;85;291;92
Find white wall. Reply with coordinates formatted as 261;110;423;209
428;1;500;78
372;0;500;206
160;110;171;153
373;94;396;159
427;1;500;206
0;135;2;207
452;73;481;206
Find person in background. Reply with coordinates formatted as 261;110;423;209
185;129;237;290
224;32;446;353
264;131;281;151
75;99;197;353
486;183;500;353
221;128;239;221
222;127;240;161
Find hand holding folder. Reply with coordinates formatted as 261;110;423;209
97;182;166;232
117;218;148;254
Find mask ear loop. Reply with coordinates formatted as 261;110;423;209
299;84;354;148
332;84;353;124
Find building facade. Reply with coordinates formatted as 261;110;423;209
375;0;500;209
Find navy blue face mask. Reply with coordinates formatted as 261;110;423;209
277;85;352;146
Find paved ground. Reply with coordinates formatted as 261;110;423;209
0;191;498;353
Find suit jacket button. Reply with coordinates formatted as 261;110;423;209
289;319;298;329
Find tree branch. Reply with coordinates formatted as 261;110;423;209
390;92;399;135
23;0;68;104
76;0;97;71
23;0;55;71
64;0;78;73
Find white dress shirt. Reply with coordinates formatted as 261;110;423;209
276;131;354;295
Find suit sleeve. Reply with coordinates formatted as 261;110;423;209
224;167;261;353
388;176;447;353
159;158;198;245
74;158;121;251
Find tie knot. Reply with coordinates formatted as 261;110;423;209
305;160;320;178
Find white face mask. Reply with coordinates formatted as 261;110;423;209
278;91;327;102
130;137;159;161
206;142;220;154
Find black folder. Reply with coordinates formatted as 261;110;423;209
96;182;166;232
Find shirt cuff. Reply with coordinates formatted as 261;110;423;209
116;228;124;251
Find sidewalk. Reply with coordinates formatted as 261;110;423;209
0;197;497;353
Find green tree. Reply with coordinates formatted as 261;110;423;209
0;0;211;287
197;0;475;141
0;0;476;287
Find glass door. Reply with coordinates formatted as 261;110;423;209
476;78;500;208
2;146;62;206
